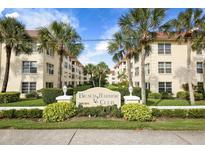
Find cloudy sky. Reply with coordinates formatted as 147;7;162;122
0;8;187;68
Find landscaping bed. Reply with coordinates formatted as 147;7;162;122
0;118;205;130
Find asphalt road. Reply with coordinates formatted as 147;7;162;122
0;129;205;145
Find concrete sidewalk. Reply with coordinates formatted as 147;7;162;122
0;129;205;145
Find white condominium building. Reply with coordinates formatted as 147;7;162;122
0;30;89;96
130;32;205;96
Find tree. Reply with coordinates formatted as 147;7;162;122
0;17;33;92
38;21;84;88
117;70;128;83
108;30;139;87
95;62;110;87
161;8;205;105
119;8;166;104
84;63;96;87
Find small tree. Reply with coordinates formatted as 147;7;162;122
95;62;110;87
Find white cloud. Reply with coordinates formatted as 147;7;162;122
8;9;79;29
79;25;119;66
0;8;5;16
5;12;19;18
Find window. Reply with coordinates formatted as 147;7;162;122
22;61;37;73
158;62;172;73
46;63;54;75
135;82;139;87
145;63;150;75
158;82;172;93
123;62;126;65
145;82;150;90
46;48;54;56
135;67;139;76
197;62;203;73
64;62;68;69
22;82;36;93
112;77;115;80
197;50;202;55
46;82;53;88
158;43;171;54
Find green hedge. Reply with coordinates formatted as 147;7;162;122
0;109;43;119
152;108;205;118
176;91;189;99
77;105;122;118
25;91;40;99
0;92;20;103
43;102;77;122
148;93;162;99
41;88;63;104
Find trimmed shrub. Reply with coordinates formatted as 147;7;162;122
121;103;152;121
176;91;189;100
0;92;20;103
43;102;77;122
41;88;63;104
151;108;161;117
148;93;162;99
160;92;173;99
188;109;205;118
25;91;39;99
77;105;122;118
1;109;43;118
160;109;188;118
2;109;15;118
194;92;203;101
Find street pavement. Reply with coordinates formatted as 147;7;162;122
0;129;205;145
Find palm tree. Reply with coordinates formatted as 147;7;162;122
108;30;139;87
96;62;109;87
84;63;96;87
38;21;84;88
117;70;128;83
161;8;205;105
119;8;166;104
0;17;33;92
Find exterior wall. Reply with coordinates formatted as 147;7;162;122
0;44;44;97
130;40;205;96
107;70;117;84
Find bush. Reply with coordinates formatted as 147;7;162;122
188;109;205;118
108;86;150;101
121;103;152;121
148;93;162;99
43;102;77;122
194;92;203;101
41;88;63;104
0;92;20;103
151;108;205;118
160;92;173;99
77;105;122;118
1;109;43;118
177;91;189;100
25;91;39;99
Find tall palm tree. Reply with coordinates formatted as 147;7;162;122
38;21;84;88
0;17;33;92
108;30;139;87
117;70;128;83
161;8;205;105
119;8;166;104
96;62;109;87
84;63;96;87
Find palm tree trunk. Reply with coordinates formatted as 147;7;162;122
59;52;63;89
91;74;95;87
99;75;101;87
126;58;133;87
203;60;205;97
141;49;146;104
187;39;195;105
1;45;12;92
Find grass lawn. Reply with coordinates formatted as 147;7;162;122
147;99;205;106
0;99;45;107
0;118;205;130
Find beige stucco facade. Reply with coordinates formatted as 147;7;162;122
0;30;89;96
130;40;205;96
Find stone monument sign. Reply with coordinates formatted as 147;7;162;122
76;87;121;108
